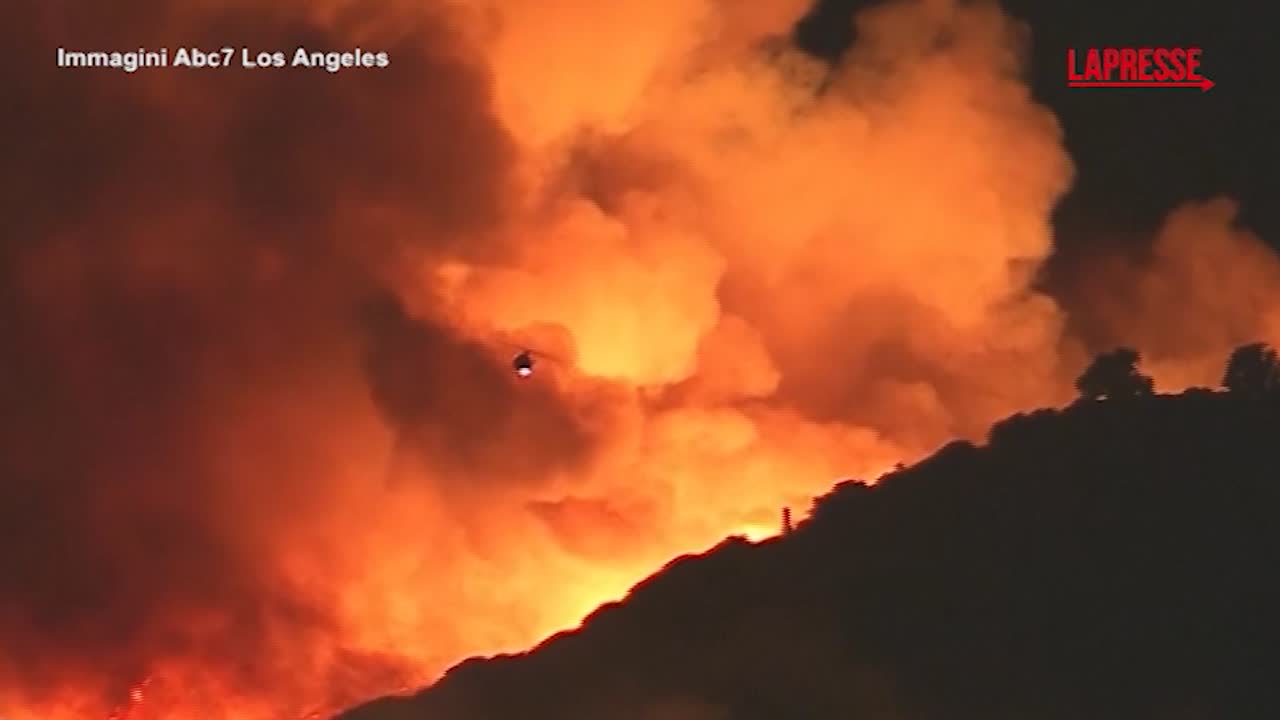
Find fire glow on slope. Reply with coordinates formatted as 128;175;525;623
2;0;1279;718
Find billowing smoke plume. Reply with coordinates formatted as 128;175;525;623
0;0;1272;718
1056;197;1280;389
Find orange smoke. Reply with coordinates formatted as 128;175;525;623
1058;197;1280;389
0;0;1272;719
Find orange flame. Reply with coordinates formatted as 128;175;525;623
1;0;1275;718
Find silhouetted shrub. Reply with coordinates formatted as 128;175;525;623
1075;346;1154;400
1223;342;1280;396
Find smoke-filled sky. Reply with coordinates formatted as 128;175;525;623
0;0;1273;718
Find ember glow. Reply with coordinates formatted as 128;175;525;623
1;0;1275;718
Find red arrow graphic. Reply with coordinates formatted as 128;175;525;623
1068;77;1215;92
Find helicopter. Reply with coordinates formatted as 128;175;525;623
510;346;562;378
513;350;535;377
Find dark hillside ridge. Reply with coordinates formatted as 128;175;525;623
339;391;1280;720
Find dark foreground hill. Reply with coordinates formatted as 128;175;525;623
337;391;1280;720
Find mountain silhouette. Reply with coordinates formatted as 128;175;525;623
336;389;1280;720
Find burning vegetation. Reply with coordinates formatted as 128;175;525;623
1;0;1275;718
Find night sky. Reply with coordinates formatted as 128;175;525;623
797;0;1275;252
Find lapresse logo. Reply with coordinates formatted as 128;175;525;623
1067;47;1215;92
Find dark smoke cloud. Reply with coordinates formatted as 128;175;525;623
0;0;569;715
4;0;516;260
360;294;601;483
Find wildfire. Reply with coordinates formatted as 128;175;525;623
3;0;1276;718
732;523;780;542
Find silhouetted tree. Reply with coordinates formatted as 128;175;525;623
1222;342;1280;396
1075;347;1154;401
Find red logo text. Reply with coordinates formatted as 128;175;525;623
1067;47;1214;91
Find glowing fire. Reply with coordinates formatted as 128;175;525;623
731;523;780;542
3;0;1277;718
